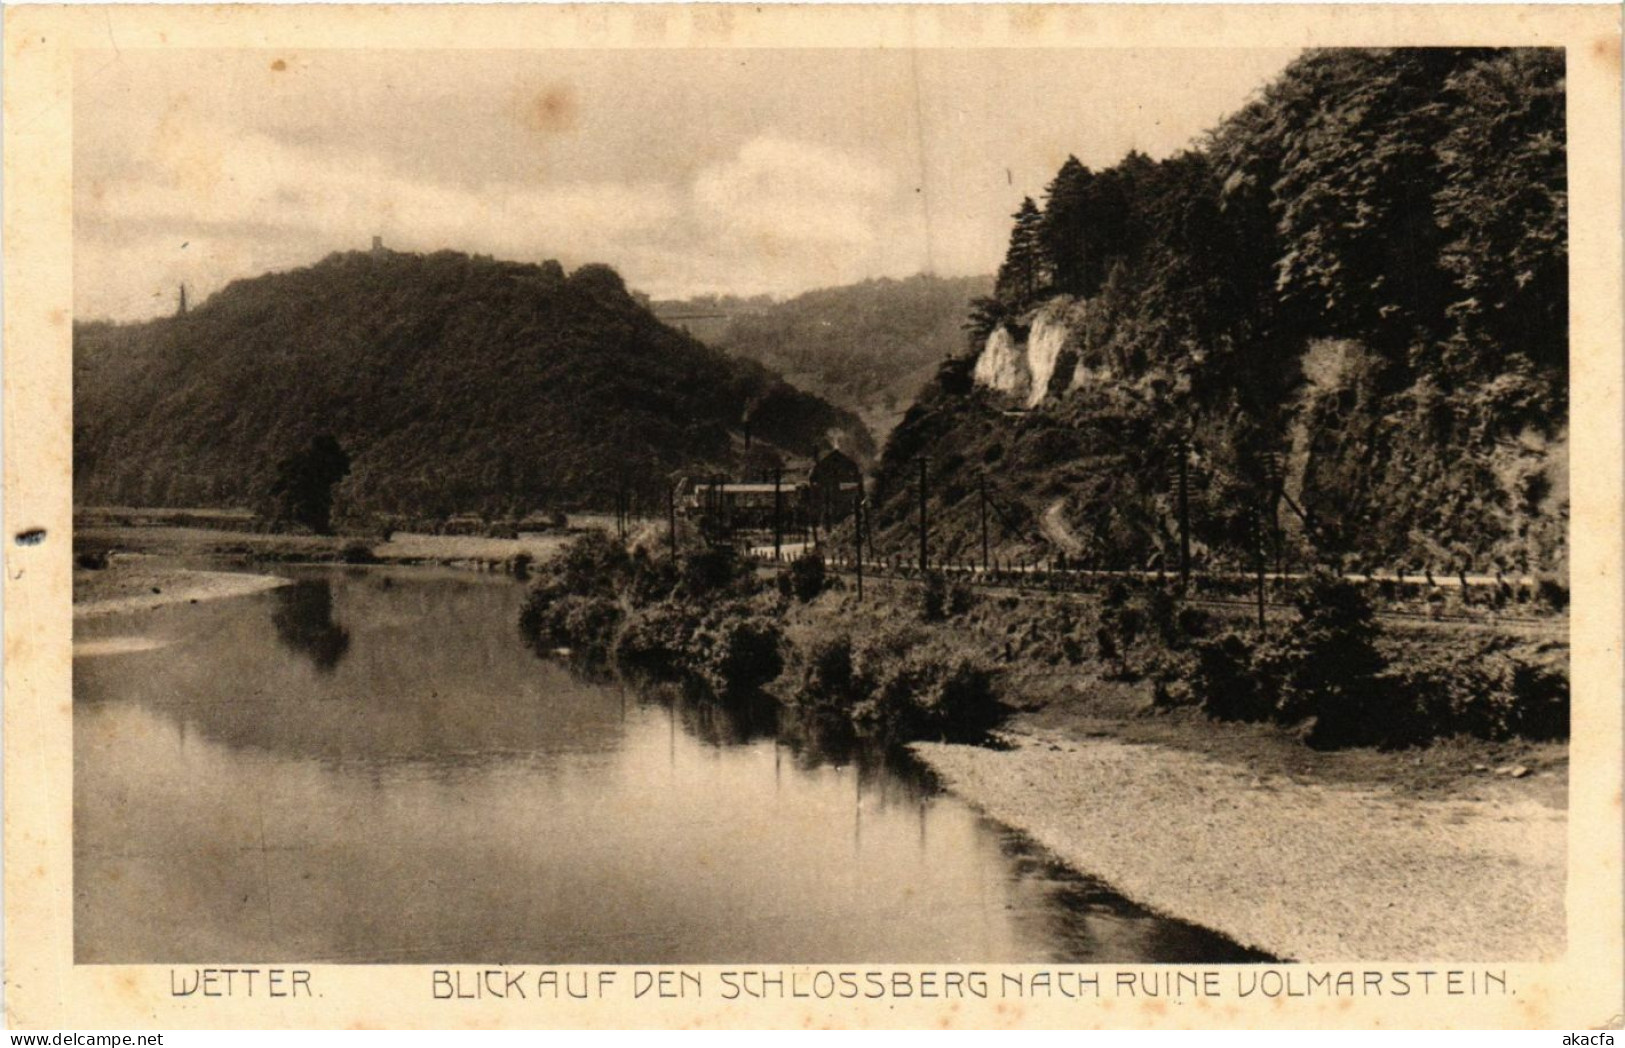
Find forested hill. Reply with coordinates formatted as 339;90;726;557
74;250;872;520
657;274;993;443
868;48;1568;578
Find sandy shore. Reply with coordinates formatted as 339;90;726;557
913;729;1565;962
74;564;291;618
75;524;572;567
373;531;569;562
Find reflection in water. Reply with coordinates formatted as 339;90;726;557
74;565;1267;964
638;683;1271;963
639;679;781;750
271;580;350;673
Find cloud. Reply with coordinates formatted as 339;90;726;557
76;48;1304;320
623;134;930;301
693;135;897;250
79;119;679;253
75;125;918;318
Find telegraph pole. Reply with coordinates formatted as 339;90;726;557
668;482;679;559
1255;510;1267;635
980;475;990;574
773;467;783;560
708;472;726;547
1177;435;1191;593
1271;454;1285;579
854;497;865;602
867;492;877;565
917;457;929;573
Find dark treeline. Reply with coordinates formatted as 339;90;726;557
74;250;872;524
872;48;1567;577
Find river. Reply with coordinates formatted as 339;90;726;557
74;564;1261;964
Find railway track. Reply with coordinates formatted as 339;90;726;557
763;556;1565;633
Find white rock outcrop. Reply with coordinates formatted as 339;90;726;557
971;296;1084;408
971;325;1032;403
1024;301;1073;409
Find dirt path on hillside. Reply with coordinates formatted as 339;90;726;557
1039;499;1085;555
914;730;1565;962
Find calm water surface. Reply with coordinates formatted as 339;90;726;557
75;565;1259;963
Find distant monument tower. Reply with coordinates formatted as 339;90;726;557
177;283;188;317
371;235;386;256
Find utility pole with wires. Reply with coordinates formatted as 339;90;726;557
917;456;929;573
1255;508;1268;635
980;474;990;573
1264;451;1286;579
772;466;783;561
1177;434;1191;594
854;497;865;602
667;481;679;560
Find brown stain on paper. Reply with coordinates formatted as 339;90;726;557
1591;34;1622;74
630;9;669;43
691;7;737;42
1007;7;1049;36
108;970;142;1012
525;84;578;135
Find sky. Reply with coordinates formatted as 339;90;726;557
74;47;1299;322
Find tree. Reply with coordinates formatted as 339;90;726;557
1262;49;1487;352
73;250;870;519
269;434;352;534
566;262;632;302
994;197;1050;308
962;295;1009;352
1433;48;1567;381
1038;156;1095;295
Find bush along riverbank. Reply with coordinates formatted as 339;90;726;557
981;568;1565;752
1186;573;1567;749
518;532;1008;745
520;533;1566;756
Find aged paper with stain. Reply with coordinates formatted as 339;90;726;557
5;2;1622;1030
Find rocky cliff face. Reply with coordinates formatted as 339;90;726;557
891;47;1568;576
943;316;1567;575
1024;298;1076;408
971;297;1082;409
971;325;1031;404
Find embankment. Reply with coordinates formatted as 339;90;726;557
518;534;1569;960
74;563;291;618
74;524;571;570
914;730;1565;962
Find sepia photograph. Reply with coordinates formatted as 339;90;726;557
5;1;1622;1032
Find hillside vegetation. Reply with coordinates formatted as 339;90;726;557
660;274;993;444
75;250;870;523
870;48;1567;579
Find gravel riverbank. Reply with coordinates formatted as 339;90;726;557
913;729;1565;962
73;564;290;618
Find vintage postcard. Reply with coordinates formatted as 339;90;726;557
4;2;1621;1031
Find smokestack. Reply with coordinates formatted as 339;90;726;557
177;283;187;317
